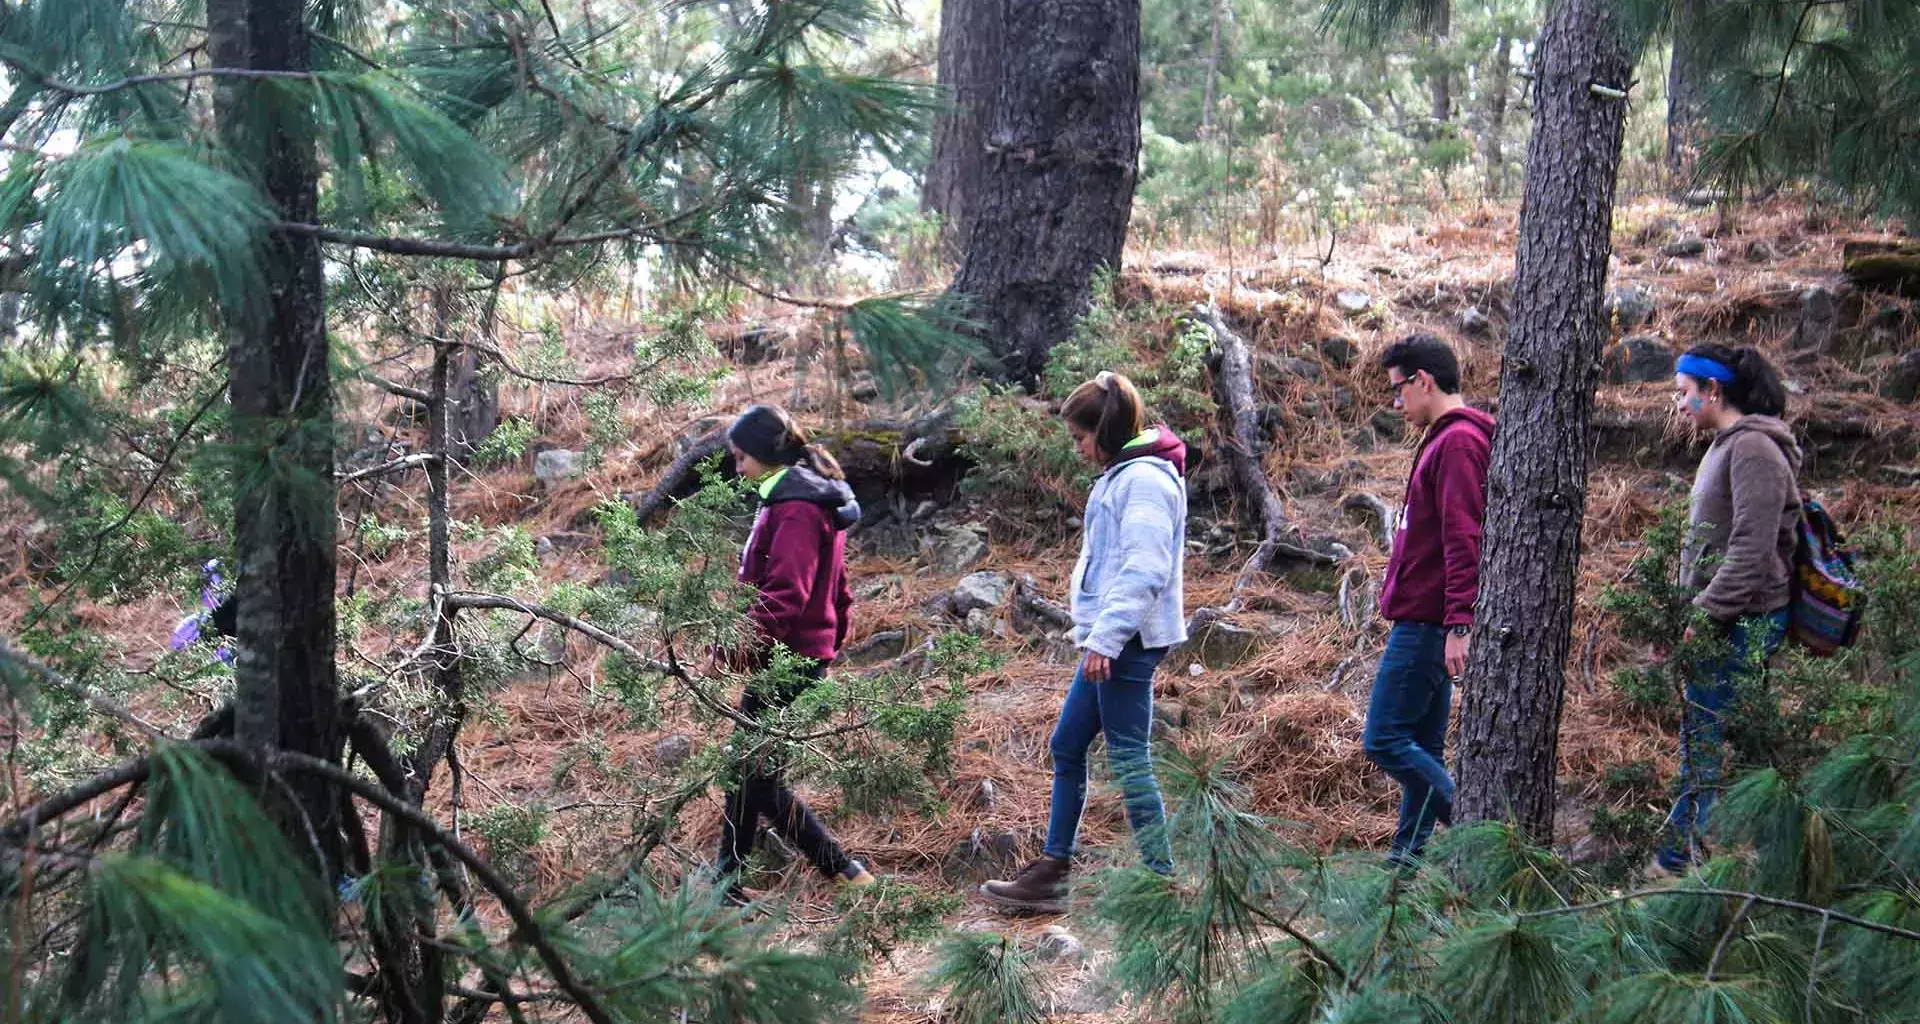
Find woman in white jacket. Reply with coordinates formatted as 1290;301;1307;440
980;371;1189;914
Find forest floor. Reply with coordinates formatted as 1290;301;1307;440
6;195;1919;1022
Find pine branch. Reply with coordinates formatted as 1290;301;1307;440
223;746;617;1024
282;221;690;260
1704;895;1757;980
18;382;226;633
0;637;171;742
2;64;315;97
1519;886;1920;944
441;591;873;743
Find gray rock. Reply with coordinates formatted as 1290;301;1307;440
1883;351;1920;404
1335;290;1372;314
858;521;919;561
1034;925;1085;963
1603;335;1674;384
1635;216;1684;244
1153;700;1189;731
969;779;997;812
533;449;585;487
1279;356;1323;381
1459;306;1493;336
962;607;1005;638
1369;408;1406;442
535;536;555;558
941;827;1022;885
1190;620;1261;668
1790;286;1838;352
654;734;694;768
1661;236;1707;258
1332;386;1356;411
952;571;1016;615
925;523;989;574
1320;336;1362;369
853;574;905;602
1744;239;1776;263
1605;285;1657;328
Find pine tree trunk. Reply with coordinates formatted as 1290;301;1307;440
1428;0;1453;124
1202;0;1224;133
1454;0;1633;845
941;0;1142;385
216;0;345;865
922;0;1004;256
1481;34;1511;197
1666;0;1709;180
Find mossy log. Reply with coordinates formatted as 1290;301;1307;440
629;411;972;524
1844;240;1920;296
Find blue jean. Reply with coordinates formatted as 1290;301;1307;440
1659;609;1789;871
1043;637;1172;873
1363;622;1455;860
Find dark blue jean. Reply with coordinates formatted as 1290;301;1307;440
1043;637;1172;873
1659;609;1790;872
1363;622;1455;861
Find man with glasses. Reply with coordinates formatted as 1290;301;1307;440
1364;334;1496;867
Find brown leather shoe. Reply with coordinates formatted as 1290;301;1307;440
979;856;1070;914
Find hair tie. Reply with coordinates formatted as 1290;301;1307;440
1677;353;1735;384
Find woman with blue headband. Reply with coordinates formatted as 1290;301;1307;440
1660;343;1802;873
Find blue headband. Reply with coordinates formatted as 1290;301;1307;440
1676;353;1734;383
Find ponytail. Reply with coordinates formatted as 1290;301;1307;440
1680;343;1787;417
803;442;845;481
1061;370;1147;461
729;403;845;478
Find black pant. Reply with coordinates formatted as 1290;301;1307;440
716;664;852;880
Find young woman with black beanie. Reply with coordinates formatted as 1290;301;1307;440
714;404;874;901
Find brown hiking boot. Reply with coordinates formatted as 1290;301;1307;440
979;856;1070;914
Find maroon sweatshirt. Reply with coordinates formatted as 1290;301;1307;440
738;463;859;661
1378;407;1495;628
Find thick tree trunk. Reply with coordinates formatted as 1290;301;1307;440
1201;0;1224;133
1481;34;1511;197
1427;0;1453;124
1454;0;1633;845
1666;0;1710;181
942;0;1142;385
922;0;1004;256
216;0;345;866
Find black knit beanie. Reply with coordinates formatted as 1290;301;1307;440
728;405;803;465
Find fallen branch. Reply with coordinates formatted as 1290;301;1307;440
338;452;439;485
628;430;728;525
1012;576;1073;633
1339;491;1396;553
1182;303;1339;633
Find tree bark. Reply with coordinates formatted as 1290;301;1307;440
922;0;1004;256
1202;0;1224;134
216;0;345;867
1454;0;1633;845
941;0;1142;385
1481;33;1512;197
1666;0;1710;181
1427;0;1454;124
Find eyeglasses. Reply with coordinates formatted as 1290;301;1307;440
1388;377;1417;396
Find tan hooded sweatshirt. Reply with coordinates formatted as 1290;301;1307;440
1681;415;1803;623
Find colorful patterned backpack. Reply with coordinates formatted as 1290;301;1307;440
1788;495;1866;657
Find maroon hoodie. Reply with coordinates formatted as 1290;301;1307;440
738;463;860;661
1378;407;1495;628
